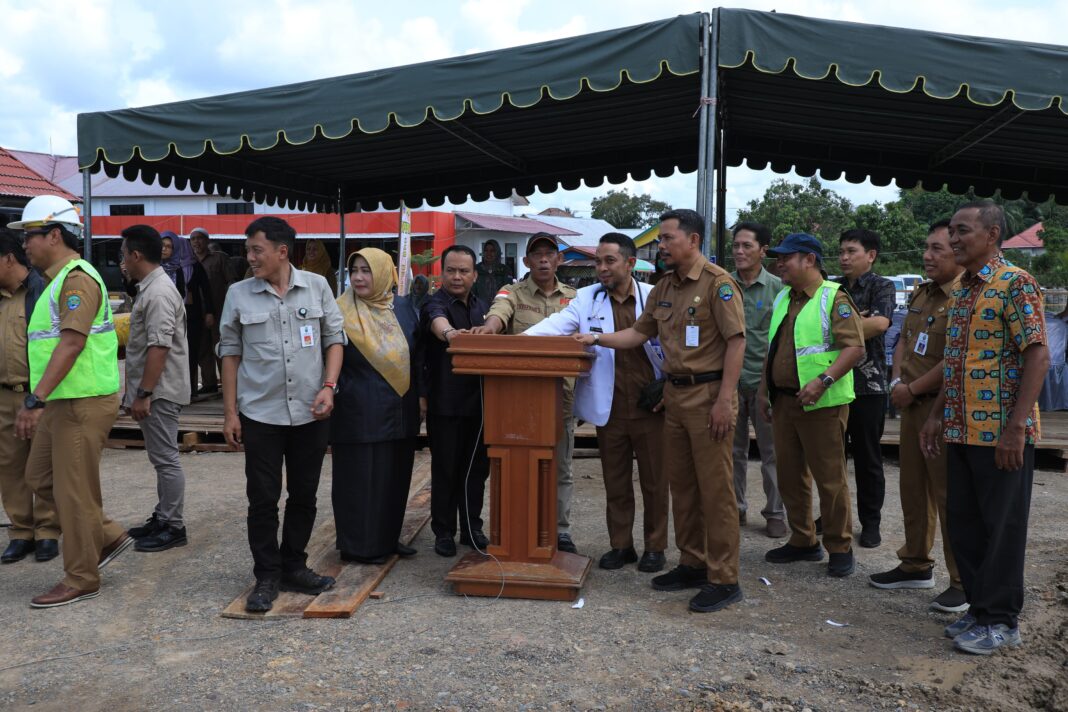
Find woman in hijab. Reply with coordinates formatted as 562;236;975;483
302;239;337;294
330;248;422;564
409;274;430;319
160;231;184;296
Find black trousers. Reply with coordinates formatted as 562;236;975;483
427;414;489;540
240;415;330;580
845;394;886;530
946;443;1034;628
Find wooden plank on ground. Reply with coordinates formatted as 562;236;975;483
220;456;431;621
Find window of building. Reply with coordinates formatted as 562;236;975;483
109;204;145;216
216;202;255;215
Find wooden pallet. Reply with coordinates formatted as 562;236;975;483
221;460;431;620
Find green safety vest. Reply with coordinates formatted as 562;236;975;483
27;258;119;400
767;280;854;412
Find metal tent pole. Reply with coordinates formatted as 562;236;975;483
695;11;710;236
337;187;346;296
705;8;721;261
82;169;92;261
716;121;727;267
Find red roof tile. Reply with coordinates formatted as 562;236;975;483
1003;222;1044;249
0;147;78;201
455;211;579;236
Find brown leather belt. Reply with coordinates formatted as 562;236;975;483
0;383;29;393
666;371;723;387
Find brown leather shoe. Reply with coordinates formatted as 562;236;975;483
765;518;789;538
99;533;134;568
30;582;100;608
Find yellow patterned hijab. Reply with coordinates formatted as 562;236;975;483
336;248;410;396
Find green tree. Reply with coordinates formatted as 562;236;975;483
735;177;855;257
590;189;672;229
1032;205;1068;288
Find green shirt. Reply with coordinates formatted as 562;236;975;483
731;266;783;391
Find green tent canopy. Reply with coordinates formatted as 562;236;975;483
76;14;704;212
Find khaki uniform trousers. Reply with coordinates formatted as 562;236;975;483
898;396;961;587
662;381;739;583
772;394;853;553
25;393;125;590
0;388;59;540
595;414;668;552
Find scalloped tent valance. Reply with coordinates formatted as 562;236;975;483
77;14;704;212
716;9;1068;203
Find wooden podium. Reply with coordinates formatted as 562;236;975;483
443;334;593;601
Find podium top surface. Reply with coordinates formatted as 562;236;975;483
448;334;592;377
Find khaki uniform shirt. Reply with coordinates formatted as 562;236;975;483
46;254;102;337
633;257;745;408
770;282;864;391
0;281;31;387
487;276;578;406
898;275;961;385
609;285;656;421
123;266;191;408
218;267;345;426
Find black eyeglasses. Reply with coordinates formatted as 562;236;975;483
22;228;50;238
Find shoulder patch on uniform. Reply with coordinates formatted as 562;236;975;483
66;294;82;311
494;289;510;300
836;303;852;319
717;283;734;302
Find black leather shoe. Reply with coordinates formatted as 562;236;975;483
828;550;856;577
1;539;34;564
128;512;164;539
280;568;336;595
34;539;59;562
859;528;881;548
637;550;667;573
689;583;743;613
598;547;638;570
341;551;388;565
651;564;708;591
459;529;489;549
245;578;280;612
395;543;417;558
765;542;824;564
134;526;188;552
434;536;457;557
557;533;578;554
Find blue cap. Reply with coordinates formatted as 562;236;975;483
767;233;823;261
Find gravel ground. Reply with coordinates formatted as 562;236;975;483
0;445;1065;711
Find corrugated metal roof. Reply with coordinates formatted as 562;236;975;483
1003;222;1044;249
0;147;79;201
454;211;579;236
10;148;209;199
531;215;619;247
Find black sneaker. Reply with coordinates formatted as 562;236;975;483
689;583;743;613
557;533;578;554
827;550;855;577
765;542;824;564
930;586;969;613
598;547;638;570
651;564;708;591
280;568;335;595
868;566;934;590
859;528;881;548
128;512;164;539
134;526;188;552
246;578;280;612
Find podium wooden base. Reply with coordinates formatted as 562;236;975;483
445;550;592;601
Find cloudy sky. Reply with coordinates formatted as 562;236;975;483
3;0;1065;222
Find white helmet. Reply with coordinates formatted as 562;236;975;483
7;195;83;236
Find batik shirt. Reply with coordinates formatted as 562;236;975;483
836;271;896;395
943;253;1046;446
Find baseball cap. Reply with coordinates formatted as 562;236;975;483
767;233;823;261
526;232;560;254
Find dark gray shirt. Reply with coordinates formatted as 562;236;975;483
218;267;345;426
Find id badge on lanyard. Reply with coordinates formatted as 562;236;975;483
685;296;701;348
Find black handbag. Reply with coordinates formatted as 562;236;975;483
637;377;666;412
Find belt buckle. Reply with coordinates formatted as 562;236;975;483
12;384;25;393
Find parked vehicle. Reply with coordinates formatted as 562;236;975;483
890;276;908;309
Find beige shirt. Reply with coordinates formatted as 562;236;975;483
124;266;190;408
218;267;345;426
898;275;961;384
0;281;31;387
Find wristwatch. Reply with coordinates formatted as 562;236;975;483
24;393;46;410
888;377;903;390
136;387;153;399
818;373;836;388
592;333;601;345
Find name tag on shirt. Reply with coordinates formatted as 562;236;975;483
914;331;929;356
300;324;316;348
685;324;699;348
